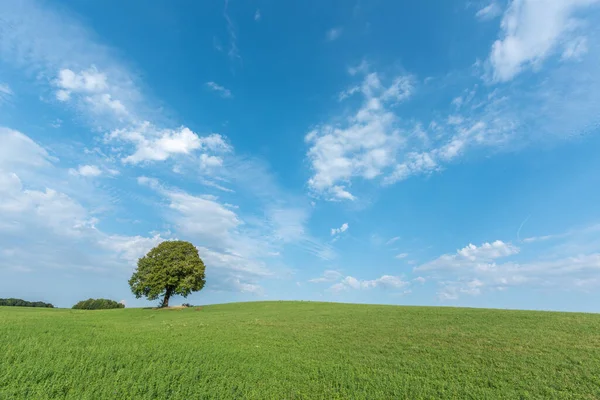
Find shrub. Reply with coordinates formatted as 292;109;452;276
72;298;125;310
0;298;54;308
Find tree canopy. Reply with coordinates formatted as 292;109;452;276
0;298;54;308
72;298;124;310
128;240;206;307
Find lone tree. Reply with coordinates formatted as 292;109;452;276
129;240;206;308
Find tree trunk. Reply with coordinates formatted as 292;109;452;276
161;290;171;308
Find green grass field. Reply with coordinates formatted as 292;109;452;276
1;301;600;399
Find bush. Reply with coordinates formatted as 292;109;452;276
72;298;125;310
0;298;54;308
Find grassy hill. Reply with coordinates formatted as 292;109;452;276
1;301;599;399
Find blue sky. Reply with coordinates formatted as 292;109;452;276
2;0;600;311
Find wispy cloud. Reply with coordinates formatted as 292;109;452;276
475;2;503;21
223;0;241;62
206;81;233;98
0;128;165;275
487;0;600;82
309;269;343;283
386;236;401;245
0;83;13;104
561;36;589;61
136;176;293;292
254;9;261;21
326;27;343;41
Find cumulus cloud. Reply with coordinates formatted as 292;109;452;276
200;154;224;168
305;70;414;200
330;222;349;236
108;122;230;164
417;240;519;272
488;0;600;81
416;236;600;300
68;165;102;177
56;67;107;93
330;275;409;292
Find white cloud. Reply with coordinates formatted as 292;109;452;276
330;275;409;292
309;270;343;283
386;236;401;245
86;93;128;115
254;9;261;21
206;81;233;98
0;131;161;274
416;236;600;300
395;253;408;259
109;122;229;164
268;207;308;243
561;36;589;60
338;86;360;101
99;234;165;264
457;240;520;260
68;164;102;177
383;121;488;185
0;83;13;103
438;279;484;300
56;89;70;101
0;83;12;95
326;27;343;41
137;177;298;293
56;66;108;94
382;76;414;103
476;2;503;20
223;0;241;62
523;224;600;244
0;2;234;166
488;0;600;81
331;222;349;236
200;154;224;168
305;70;413;200
417;240;519;272
0;2;331;298
0;128;55;171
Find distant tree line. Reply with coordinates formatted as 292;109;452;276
0;298;54;308
72;298;125;310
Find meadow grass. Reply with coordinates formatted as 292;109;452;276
1;301;600;399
